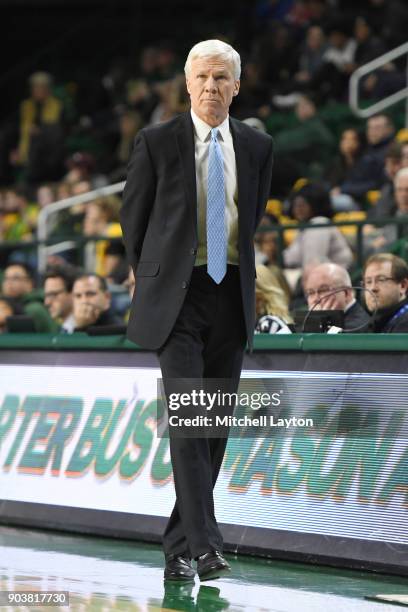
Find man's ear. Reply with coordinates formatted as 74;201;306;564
345;287;354;301
399;277;408;298
186;77;191;95
233;80;240;96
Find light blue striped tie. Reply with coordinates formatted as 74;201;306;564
207;127;227;284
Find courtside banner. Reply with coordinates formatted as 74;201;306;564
0;363;407;551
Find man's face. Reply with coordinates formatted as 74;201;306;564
364;261;407;311
354;17;370;42
0;301;13;333
37;185;55;208
31;83;49;102
2;265;33;298
72;277;110;322
44;277;73;320
394;174;408;213
385;157;401;181
366;116;392;145
186;55;240;126
295;97;315;122
83;204;107;237
304;269;350;311
306;26;324;50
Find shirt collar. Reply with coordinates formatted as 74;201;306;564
190;109;230;143
344;298;356;313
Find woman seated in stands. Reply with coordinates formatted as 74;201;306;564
283;182;353;270
254;264;293;334
325;127;368;210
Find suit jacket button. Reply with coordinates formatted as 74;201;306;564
182;281;188;289
190;248;196;255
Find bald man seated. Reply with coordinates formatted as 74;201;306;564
304;263;370;332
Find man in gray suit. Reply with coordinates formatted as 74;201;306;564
120;39;273;582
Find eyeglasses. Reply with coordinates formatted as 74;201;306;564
304;285;346;299
361;276;395;288
44;289;67;300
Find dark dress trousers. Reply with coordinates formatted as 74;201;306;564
120;111;273;559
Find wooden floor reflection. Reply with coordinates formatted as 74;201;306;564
0;526;407;611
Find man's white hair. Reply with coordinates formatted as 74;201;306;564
184;39;241;80
395;167;408;184
309;262;352;288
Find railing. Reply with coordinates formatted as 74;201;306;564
36;181;125;274
349;41;408;127
258;216;408;269
0;215;404;278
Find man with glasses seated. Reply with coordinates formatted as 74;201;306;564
43;268;75;333
304;262;370;332
1;262;57;332
362;253;408;333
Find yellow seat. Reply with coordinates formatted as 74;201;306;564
95;222;123;276
396;128;408;143
266;199;282;218
278;215;298;246
366;190;381;206
292;178;309;192
333;211;367;238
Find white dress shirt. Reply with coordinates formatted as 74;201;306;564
190;109;239;266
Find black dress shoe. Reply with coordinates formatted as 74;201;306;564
164;553;195;582
196;551;231;581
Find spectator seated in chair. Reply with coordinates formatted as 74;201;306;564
363;253;408;333
303;262;370;332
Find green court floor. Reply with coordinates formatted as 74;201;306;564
0;526;407;611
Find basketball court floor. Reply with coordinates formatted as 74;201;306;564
0;525;407;611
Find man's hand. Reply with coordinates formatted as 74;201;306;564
73;302;102;328
314;293;341;311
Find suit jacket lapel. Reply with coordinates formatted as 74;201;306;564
175;112;198;239
230;117;252;239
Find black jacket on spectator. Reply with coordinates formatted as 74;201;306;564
340;151;386;200
344;300;371;332
338;135;394;201
74;309;122;332
369;297;408;333
355;37;386;67
325;155;353;188
368;181;397;221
